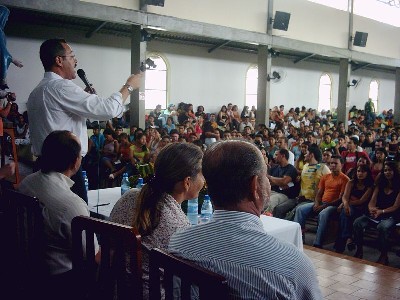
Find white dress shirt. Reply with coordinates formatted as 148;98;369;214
19;171;97;275
27;72;125;156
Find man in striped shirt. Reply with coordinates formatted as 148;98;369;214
169;140;322;299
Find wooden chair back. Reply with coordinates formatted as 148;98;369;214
149;248;230;300
71;215;142;300
1;188;44;297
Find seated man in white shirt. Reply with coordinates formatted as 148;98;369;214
19;130;98;300
169;140;322;299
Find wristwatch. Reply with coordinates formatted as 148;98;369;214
124;83;134;94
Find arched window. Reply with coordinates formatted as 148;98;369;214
245;65;258;108
368;80;379;113
318;73;332;112
145;54;167;110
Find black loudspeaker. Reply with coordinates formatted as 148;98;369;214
273;11;291;31
353;31;368;47
146;0;165;6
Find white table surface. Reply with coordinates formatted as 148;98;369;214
260;215;303;251
88;187;303;250
88;187;125;218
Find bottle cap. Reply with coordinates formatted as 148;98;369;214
204;194;210;200
138;177;143;183
82;170;87;176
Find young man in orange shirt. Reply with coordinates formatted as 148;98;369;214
294;155;349;248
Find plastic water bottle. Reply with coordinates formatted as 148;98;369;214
82;170;89;192
121;173;130;195
187;198;199;226
136;177;144;189
200;195;213;223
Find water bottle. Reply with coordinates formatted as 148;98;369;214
200;195;213;223
136;177;144;189
121;173;130;195
82;170;89;192
187;198;199;226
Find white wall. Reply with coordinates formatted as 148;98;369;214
5;29;396;116
83;0;400;59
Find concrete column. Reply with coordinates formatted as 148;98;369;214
257;45;270;127
337;58;351;131
394;67;400;125
130;25;146;129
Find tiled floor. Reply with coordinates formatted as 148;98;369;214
305;245;400;299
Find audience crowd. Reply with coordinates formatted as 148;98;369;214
81;101;400;266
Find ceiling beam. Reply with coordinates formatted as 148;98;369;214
293;53;315;64
352;63;372;71
208;40;230;53
3;0;400;68
85;21;108;38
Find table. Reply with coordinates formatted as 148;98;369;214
88;187;125;218
88;187;303;251
260;215;303;251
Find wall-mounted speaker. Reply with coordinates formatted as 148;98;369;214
353;31;368;47
272;11;291;31
146;0;165;7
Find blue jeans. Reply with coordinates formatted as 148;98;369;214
338;206;364;239
353;215;397;252
294;202;337;246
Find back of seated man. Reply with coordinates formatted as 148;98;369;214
18;130;99;300
169;140;322;299
293;155;349;248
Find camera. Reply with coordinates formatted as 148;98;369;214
6;92;16;102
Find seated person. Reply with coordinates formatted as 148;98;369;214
265;148;299;218
353;161;400;265
294;155;349;248
14;113;30;145
19;130;98;300
100;128;119;176
109;143;204;298
169;140;322;299
334;164;373;253
109;132;137;180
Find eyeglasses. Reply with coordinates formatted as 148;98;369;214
59;55;76;60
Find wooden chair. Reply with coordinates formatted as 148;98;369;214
149;248;230;300
71;215;142;300
1;188;44;298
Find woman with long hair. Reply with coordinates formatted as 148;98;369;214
352;161;400;265
334;164;374;253
370;147;387;181
109;143;204;298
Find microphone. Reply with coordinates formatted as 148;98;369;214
77;69;95;93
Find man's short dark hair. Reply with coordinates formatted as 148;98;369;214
40;38;67;71
169;129;179;135
41;130;81;173
308;144;322;162
203;140;264;207
278;148;289;160
349;136;359;145
331;155;344;164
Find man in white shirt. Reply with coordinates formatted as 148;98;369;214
19;130;99;300
27;38;141;202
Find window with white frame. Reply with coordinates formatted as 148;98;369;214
246;65;258;108
144;54;167;110
368;80;379;113
318;73;332;112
